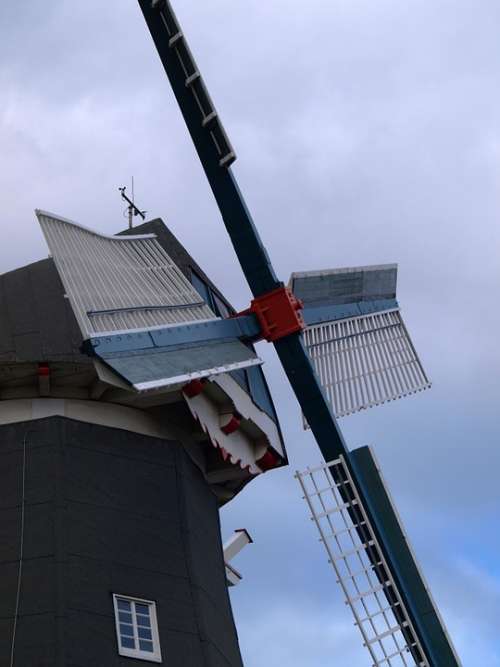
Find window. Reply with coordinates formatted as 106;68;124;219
212;292;231;319
113;594;162;663
246;366;277;420
190;269;232;319
190;270;212;308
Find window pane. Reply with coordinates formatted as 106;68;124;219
191;271;212;307
136;614;151;628
212;292;230;318
117;599;132;612
120;623;134;637
118;611;133;624
138;627;153;640
230;368;249;392
135;603;150;617
139;640;154;653
246;366;276;418
121;636;135;649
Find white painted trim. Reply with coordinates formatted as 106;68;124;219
0;399;175;440
134;358;263;393
223;530;253;562
36;209;157;241
183;391;261;474
211;373;284;458
225;562;243;587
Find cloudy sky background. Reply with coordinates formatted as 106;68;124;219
1;1;499;665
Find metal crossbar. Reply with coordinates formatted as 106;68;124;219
303;310;431;419
296;457;429;667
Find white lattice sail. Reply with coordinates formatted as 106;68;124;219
37;210;214;337
290;265;431;419
304;309;430;417
296;456;429;667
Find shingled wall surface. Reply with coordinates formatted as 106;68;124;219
0;417;243;667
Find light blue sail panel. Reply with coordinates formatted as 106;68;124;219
291;264;397;307
99;338;262;392
290;265;431;418
291;264;398;326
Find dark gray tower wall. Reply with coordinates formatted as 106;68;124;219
0;417;243;667
0;258;84;363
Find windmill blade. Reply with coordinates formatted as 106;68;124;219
297;455;425;666
37;210;263;392
137;3;461;665
290;265;431;419
297;447;460;667
37;209;214;336
137;0;279;297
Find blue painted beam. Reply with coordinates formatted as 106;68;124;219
349;447;461;667
83;314;261;357
302;298;399;326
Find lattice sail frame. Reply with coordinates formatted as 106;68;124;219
296;457;428;667
37;210;214;337
303;309;431;418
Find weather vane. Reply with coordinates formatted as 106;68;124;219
119;177;146;229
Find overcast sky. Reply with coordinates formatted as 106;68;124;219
1;1;499;665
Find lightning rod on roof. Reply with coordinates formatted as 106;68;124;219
119;177;146;229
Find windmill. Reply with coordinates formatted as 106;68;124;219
0;2;462;667
133;1;462;666
1;209;286;665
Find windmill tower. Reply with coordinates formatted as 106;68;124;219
1;212;285;666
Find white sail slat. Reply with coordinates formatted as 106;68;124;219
303;309;431;418
37;210;215;337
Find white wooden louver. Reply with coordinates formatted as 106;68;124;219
37;210;215;337
303;308;431;418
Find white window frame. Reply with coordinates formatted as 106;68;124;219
113;594;162;663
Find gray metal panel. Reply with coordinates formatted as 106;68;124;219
37;210;215;337
291;264;398;307
102;339;262;391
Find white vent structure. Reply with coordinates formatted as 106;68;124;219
296;457;428;667
223;529;253;587
37;210;214;337
303;309;431;418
